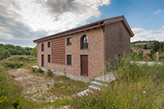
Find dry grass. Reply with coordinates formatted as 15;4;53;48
0;55;89;108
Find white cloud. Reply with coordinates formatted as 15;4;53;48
9;0;111;35
131;27;164;42
155;9;161;14
0;0;111;47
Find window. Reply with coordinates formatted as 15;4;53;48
48;54;51;63
67;37;72;45
41;43;44;51
81;35;88;49
48;41;50;48
67;55;72;65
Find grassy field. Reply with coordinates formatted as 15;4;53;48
71;56;164;109
2;55;164;108
0;56;37;109
0;55;89;109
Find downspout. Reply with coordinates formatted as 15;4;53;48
99;22;104;33
99;22;106;76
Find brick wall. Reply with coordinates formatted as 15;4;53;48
37;28;104;79
105;21;131;68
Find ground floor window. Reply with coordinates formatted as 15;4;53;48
67;55;72;65
48;54;51;63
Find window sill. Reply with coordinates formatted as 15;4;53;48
67;44;72;46
80;48;88;50
67;65;72;66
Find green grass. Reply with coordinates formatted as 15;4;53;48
0;55;89;108
49;76;89;97
0;65;37;109
71;56;164;109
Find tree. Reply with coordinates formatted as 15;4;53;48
0;47;2;59
30;46;37;57
144;44;147;49
0;47;11;60
4;49;11;59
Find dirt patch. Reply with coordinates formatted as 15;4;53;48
8;68;58;103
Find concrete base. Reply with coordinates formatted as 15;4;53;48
32;65;90;83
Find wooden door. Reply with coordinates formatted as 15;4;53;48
81;55;88;76
41;54;44;67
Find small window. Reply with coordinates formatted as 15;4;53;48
81;35;88;49
41;43;44;51
67;55;72;65
48;54;51;63
118;53;123;57
67;37;72;45
48;41;50;48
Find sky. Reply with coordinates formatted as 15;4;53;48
0;0;164;47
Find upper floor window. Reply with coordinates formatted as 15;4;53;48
48;41;50;48
67;37;72;45
81;35;88;49
41;43;44;51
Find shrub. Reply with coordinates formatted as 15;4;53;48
31;67;36;73
47;69;53;77
0;96;10;108
12;98;21;109
37;68;44;73
2;62;24;68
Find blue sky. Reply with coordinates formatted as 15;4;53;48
0;0;163;47
90;0;164;29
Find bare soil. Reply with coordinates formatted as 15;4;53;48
7;68;58;103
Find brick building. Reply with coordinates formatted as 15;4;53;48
33;15;134;79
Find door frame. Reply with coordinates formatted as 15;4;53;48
80;54;88;76
41;54;44;67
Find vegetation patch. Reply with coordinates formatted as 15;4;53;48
49;76;89;97
53;98;70;108
2;61;24;68
71;56;164;108
47;69;53;77
0;67;36;109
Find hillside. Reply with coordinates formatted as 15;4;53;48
0;43;36;60
131;40;164;49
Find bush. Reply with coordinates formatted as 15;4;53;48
12;98;21;109
37;68;44;73
2;62;24;68
47;69;53;77
31;67;36;73
0;96;10;108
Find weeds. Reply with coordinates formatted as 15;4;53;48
47;69;53;77
0;66;36;109
2;61;24;68
37;68;44;73
71;55;164;108
49;76;89;97
54;98;70;108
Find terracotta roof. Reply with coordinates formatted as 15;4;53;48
33;15;134;43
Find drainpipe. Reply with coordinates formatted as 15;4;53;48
99;22;104;33
99;22;105;76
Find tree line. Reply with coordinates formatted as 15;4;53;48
131;40;164;53
0;44;37;60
